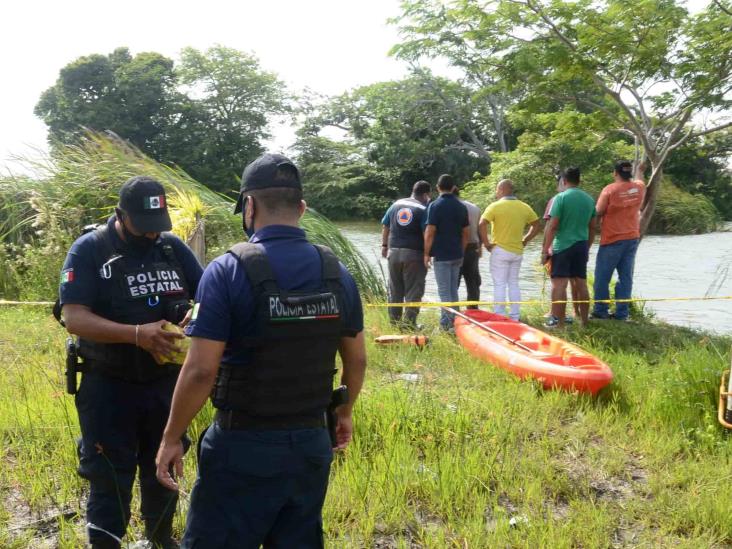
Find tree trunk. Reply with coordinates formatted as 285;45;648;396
187;212;206;265
639;164;663;236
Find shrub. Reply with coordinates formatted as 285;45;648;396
647;182;721;235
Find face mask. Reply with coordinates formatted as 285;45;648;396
118;212;156;253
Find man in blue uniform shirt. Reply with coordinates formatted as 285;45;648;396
155;153;367;548
380;180;431;328
59;176;203;548
424;174;469;331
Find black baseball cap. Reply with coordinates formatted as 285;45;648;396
118;176;172;233
234;153;302;214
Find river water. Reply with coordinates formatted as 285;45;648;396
337;221;732;334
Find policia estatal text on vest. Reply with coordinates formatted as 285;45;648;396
155;153;367;548
59;176;203;549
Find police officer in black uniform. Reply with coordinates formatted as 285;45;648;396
59;176;203;548
155;153;366;548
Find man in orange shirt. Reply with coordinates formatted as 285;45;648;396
591;160;646;321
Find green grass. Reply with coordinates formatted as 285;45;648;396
1;305;731;547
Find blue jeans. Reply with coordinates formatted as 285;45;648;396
433;258;463;329
592;238;639;320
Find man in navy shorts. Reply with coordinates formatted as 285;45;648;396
541;167;596;327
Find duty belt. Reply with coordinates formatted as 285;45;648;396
81;359;179;384
214;409;326;430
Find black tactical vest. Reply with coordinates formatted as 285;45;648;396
388;197;427;251
212;242;344;418
77;225;191;382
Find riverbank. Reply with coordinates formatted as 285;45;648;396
1;306;731;546
338;221;732;334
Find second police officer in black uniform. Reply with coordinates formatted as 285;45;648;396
155;153;367;548
59;177;203;548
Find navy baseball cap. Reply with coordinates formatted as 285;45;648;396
234;153;302;214
118;176;172;233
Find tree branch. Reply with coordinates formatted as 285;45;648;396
687;119;732;140
713;0;732;16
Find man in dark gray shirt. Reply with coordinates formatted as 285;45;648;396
381;181;432;328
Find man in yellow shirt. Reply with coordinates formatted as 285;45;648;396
479;179;540;320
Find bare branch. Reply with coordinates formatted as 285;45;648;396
656;107;694;164
413;67;493;157
713;0;732;16
687;119;732;140
622;84;652;132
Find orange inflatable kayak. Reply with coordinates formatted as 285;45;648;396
454;309;613;395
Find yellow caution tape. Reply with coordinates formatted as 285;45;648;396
366;295;732;308
0;300;55;306
2;295;732;308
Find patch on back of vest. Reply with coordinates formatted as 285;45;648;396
124;267;186;298
396;207;414;226
268;292;340;322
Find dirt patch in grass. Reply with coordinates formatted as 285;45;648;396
2;483;81;547
557;435;650;505
2;453;83;548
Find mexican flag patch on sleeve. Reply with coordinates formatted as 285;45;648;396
60;269;74;284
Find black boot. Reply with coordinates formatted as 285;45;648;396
145;516;179;549
89;536;121;549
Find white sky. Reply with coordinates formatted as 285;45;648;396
0;0;714;175
0;0;414;173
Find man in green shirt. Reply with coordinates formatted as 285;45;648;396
541;167;596;327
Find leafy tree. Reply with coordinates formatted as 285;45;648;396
300;74;490;197
663;131;732;219
36;46;288;194
292;133;399;219
463;109;636;214
391;4;520;153
174;46;289;191
35;48;177;153
394;0;732;234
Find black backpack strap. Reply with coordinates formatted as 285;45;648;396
228;242;278;293
91;225;117;260
54;224;116;326
312;245;341;281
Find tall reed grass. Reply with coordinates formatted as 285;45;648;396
0;132;385;301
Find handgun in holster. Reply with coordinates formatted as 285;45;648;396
165;300;193;325
65;337;79;395
327;385;349;448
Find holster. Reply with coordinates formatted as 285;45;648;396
326;385;349;447
65;337;79;395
